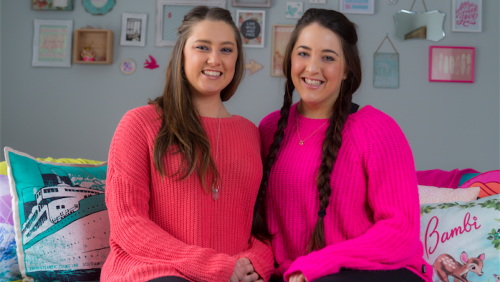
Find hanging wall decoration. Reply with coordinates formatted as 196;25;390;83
451;0;482;33
339;0;375;14
120;59;137;75
120;13;148;47
144;55;159;69
232;0;271;8
32;19;73;67
429;46;474;83
155;0;226;47
271;24;294;77
237;10;265;48
373;34;399;88
286;2;304;19
32;0;74;11
82;0;115;15
309;0;326;3
244;60;263;75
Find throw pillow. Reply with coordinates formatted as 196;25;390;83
459;170;500;198
420;194;499;282
4;147;110;282
418;185;480;205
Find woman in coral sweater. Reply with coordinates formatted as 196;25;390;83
101;6;273;282
254;9;433;282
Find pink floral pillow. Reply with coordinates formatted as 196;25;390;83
418;185;480;205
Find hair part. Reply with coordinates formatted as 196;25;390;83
149;6;244;190
251;9;362;249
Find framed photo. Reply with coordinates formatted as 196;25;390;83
232;0;271;8
32;0;74;11
339;0;374;14
285;2;304;19
451;0;482;33
155;0;226;47
82;0;115;15
237;10;265;48
271;24;294;77
429;46;474;83
121;13;148;47
32;19;73;67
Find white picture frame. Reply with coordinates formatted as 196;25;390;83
32;19;73;67
451;0;482;33
120;13;148;47
236;10;265;48
339;0;375;15
155;0;226;47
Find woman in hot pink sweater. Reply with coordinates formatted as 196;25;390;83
255;9;433;282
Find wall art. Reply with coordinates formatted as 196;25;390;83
452;0;482;32
339;0;375;14
271;24;294;77
429;46;475;83
286;2;304;19
232;0;271;8
82;0;115;15
237;10;265;48
32;19;73;67
32;0;74;11
373;35;399;88
309;0;326;4
120;59;136;75
120;13;148;47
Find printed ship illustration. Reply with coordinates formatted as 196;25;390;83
21;169;110;274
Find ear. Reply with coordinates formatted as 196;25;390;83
478;253;485;261
460;251;469;264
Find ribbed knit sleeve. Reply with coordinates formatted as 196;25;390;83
104;110;237;282
283;110;432;282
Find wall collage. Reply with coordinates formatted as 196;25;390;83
31;0;482;86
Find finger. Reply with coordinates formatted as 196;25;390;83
241;272;259;282
237;257;251;266
229;272;239;282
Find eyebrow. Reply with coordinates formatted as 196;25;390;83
194;39;235;46
296;45;339;56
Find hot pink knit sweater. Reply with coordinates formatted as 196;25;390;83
101;105;274;282
259;104;432;282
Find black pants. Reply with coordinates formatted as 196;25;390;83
271;268;425;282
148;277;189;282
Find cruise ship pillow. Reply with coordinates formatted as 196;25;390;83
419;194;500;282
4;147;109;282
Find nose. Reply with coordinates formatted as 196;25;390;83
207;50;221;66
305;55;320;74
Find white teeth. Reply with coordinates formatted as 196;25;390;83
203;70;222;77
305;78;323;86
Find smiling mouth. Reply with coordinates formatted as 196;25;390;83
303;77;324;86
202;70;222;77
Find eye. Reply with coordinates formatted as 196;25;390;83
298;51;309;57
471;266;476;270
196;45;209;51
323;56;335;61
221;48;233;53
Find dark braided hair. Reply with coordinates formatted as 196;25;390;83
251;9;362;251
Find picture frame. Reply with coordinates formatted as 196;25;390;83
429;46;475;83
285;2;304;19
120;59;137;75
82;0;116;15
155;0;226;47
339;0;375;14
236;10;265;48
32;0;74;11
232;0;271;8
451;0;482;33
271;24;294;76
120;13;148;47
309;0;326;3
32;19;73;67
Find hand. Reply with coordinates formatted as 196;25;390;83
229;257;260;282
288;271;307;282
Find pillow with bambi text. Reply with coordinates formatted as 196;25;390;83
420;194;500;282
418;185;480;205
4;147;109;282
459;170;500;199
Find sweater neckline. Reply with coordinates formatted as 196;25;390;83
292;102;370;124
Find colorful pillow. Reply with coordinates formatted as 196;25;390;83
459;170;500;198
4;147;110;282
418;185;480;205
0;175;22;281
1;158;104;176
420;194;499;282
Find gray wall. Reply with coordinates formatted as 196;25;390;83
1;0;499;172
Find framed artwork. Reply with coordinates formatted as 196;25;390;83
120;13;148;47
285;2;304;19
271;24;294;77
452;0;482;33
373;53;399;88
339;0;375;14
32;0;74;11
32;19;73;67
237;10;265;48
309;0;326;3
232;0;271;8
155;0;226;47
82;0;115;15
120;59;137;75
429;46;475;83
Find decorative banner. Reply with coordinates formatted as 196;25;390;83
373;53;399;88
237;10;265;48
339;0;375;14
244;59;263;75
144;55;159;69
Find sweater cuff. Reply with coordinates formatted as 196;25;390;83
284;256;337;282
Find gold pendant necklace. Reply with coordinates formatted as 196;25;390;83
296;115;327;146
211;103;222;201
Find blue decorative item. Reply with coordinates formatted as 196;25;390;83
82;0;115;15
286;2;303;19
373;34;399;88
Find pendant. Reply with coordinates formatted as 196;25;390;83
299;141;304;145
211;182;219;201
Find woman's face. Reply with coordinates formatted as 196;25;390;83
183;20;238;100
291;23;347;111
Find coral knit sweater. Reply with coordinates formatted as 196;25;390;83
101;105;274;282
259;104;433;282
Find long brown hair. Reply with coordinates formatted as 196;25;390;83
251;9;362;250
149;6;245;190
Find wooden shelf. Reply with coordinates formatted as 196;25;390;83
73;29;113;65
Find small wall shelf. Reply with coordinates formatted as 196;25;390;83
73;29;114;65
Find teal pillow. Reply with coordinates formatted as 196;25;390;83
4;147;109;282
420;194;499;282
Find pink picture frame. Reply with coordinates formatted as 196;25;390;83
429;46;475;83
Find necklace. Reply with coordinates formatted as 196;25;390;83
211;103;222;201
296;115;327;146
